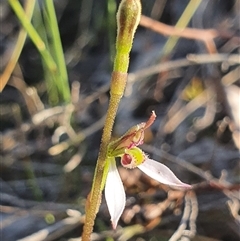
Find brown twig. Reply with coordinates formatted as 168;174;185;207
163;90;210;134
227;198;240;223
127;54;240;85
140;15;218;53
48;114;106;156
8;71;44;116
17;212;84;241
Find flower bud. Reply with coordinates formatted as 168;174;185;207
116;0;141;54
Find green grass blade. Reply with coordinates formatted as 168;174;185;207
33;0;59;105
43;0;71;103
8;0;57;73
1;0;36;92
162;0;202;56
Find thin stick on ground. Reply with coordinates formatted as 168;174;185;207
127;54;240;84
140;14;218;53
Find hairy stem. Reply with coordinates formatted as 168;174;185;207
81;1;141;240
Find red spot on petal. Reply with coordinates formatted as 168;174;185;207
121;154;132;166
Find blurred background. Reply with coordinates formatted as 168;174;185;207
1;0;240;240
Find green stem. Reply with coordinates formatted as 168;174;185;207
44;0;71;102
33;0;59;105
8;0;57;72
81;1;141;240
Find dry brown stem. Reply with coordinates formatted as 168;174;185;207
140;15;218;53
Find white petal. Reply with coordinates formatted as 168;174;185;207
105;159;126;229
138;158;191;189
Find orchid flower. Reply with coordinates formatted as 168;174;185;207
103;111;191;229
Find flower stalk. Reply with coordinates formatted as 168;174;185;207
81;1;141;240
